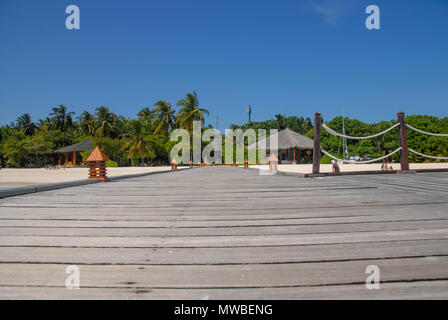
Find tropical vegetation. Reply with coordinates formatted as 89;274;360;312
1;94;447;167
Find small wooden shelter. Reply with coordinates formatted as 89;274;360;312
86;147;109;182
54;139;94;166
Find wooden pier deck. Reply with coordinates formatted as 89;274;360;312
1;166;448;299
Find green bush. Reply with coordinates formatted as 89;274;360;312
81;150;92;163
106;159;118;167
320;154;333;164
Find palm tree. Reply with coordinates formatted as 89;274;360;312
78;111;96;136
95;106;117;138
123;120;157;166
176;91;209;131
38;117;52;133
137;107;154;125
50;105;75;133
153;100;176;136
275;114;287;130
16;113;37;136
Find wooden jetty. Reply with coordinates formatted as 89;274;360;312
1;166;448;299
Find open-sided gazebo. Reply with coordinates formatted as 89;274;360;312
248;128;314;164
54;139;94;166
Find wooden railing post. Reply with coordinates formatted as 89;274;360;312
171;158;178;171
269;153;278;173
312;112;322;174
397;111;409;171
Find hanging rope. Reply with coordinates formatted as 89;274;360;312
405;124;448;137
322;123;400;140
321;148;402;164
408;148;448;160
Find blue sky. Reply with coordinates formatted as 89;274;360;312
1;0;447;129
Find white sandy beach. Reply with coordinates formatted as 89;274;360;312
1;163;447;187
0;167;179;187
252;163;448;174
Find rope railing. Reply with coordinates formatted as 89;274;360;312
405;124;448;160
322;122;400;140
405;123;448;137
408;149;448;160
321;148;402;164
312;111;447;175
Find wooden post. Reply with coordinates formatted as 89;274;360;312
293;147;296;164
397;111;409;171
269;153;278;173
312;112;322;174
73;151;76;166
171;158;178;171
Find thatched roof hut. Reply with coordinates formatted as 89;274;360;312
54;139;94;154
247;128;314;164
54;139;94;166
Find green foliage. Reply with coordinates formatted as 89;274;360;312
106;159;118;167
80;150;92;163
153;101;176;136
319;115;448;163
16;113;37;136
49;104;74;136
405;115;448;162
231;115;313;135
3;133;27;167
176;91;210;132
1;97;447;167
92;137;128;166
95;106;119;138
321;116;401;162
320;154;333;164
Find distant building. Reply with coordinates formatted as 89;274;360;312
247;128;314;164
54;139;94;166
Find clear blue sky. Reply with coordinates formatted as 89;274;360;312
1;0;447;129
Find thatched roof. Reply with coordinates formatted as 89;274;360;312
247;128;314;150
54;139;94;153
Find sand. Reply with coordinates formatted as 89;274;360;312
0;167;178;187
251;163;448;174
1;163;448;187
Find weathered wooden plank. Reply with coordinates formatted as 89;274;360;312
1;167;447;299
0;239;447;265
1;202;446;217
2;220;448;237
2;213;448;228
2;280;448;300
0;257;447;288
1;229;448;248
